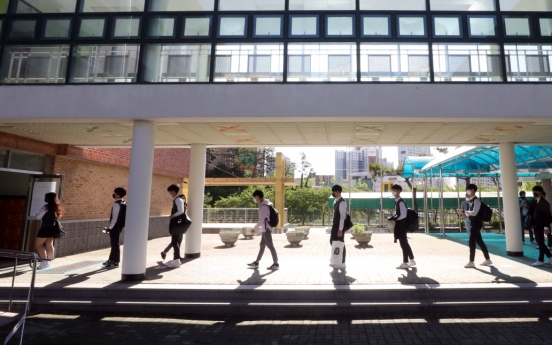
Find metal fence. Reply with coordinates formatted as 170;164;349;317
203;208;288;224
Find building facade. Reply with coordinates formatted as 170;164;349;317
398;147;432;166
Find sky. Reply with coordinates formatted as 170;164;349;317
276;147;449;176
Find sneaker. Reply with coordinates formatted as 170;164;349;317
105;261;119;269
267;263;280;270
45;261;52;269
333;263;346;269
532;261;545;267
247;261;259;268
464;262;475;268
480;260;493;266
160;252;167;260
102;261;110;267
36;261;47;271
408;260;416;267
165;259;181;268
546;258;552;265
397;263;409;269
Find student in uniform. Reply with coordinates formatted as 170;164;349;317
102;187;127;269
460;184;492;268
161;184;186;261
329;185;347;269
247;190;279;271
388;185;415;269
35;192;64;270
528;186;552;266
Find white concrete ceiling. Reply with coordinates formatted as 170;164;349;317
1;120;551;147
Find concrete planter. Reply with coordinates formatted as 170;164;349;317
295;226;310;239
241;227;254;240
220;231;239;247
354;232;372;246
286;232;304;246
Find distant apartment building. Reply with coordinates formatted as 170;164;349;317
398;147;432;166
335;147;380;183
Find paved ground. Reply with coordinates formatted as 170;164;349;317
2;310;552;345
1;229;552;288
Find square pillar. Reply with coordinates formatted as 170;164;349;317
185;144;207;258
121;120;156;281
499;143;523;257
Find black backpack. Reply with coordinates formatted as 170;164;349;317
400;200;419;232
263;204;279;227
477;201;493;222
117;201;127;228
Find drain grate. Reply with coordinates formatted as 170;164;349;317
38;260;105;274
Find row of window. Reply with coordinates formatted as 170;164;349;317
0;43;550;84
5;0;552;14
3;15;552;41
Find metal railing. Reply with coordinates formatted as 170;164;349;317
1;250;39;345
203;208;288;224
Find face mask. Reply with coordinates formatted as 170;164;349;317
465;197;471;202
392;191;398;197
252;197;258;203
331;192;336;198
533;193;540;198
112;193;116;199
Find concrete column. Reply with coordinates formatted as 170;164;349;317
275;152;285;226
542;179;552;207
121;120;156;281
185;144;207;258
499;143;523;257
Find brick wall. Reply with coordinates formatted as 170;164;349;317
52;156;181;221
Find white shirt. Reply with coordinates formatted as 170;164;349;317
36;205;48;220
465;197;481;217
395;197;407;221
333;197;347;231
172;195;185;217
254;199;273;232
108;199;123;229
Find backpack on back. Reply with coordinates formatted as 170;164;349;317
118;201;127;228
400;199;419;232
477;201;493;222
263;204;279;228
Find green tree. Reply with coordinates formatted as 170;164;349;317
312;187;332;226
285;187;317;225
214;186;275;208
298;152;315;188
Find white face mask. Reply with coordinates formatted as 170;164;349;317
465;197;471;202
252;197;258;204
392;191;398;197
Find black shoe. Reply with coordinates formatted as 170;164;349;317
161;252;166;260
102;261;110;266
105;261;119;269
268;263;280;270
247;261;259;268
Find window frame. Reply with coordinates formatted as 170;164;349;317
41;17;73;41
361;14;392;38
147;15;177;39
77;17;107;40
289;14;320;38
9;18;38;41
182;15;213;39
467;15;497;38
217;15;248;38
397;15;427;38
325;14;355;38
252;14;284;38
111;16;142;39
432;15;463;38
502;15;532;38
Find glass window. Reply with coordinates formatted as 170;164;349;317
79;18;105;38
289;0;355;10
143;44;211;83
326;16;354;37
43;19;72;39
434;16;462;37
433;43;502;82
8;151;46;172
504;44;552;82
218;16;247;37
290;15;319;37
504;17;530;36
70;44;140;83
398;16;426;37
540;18;552;36
430;0;495;11
113;17;141;38
468;16;496;37
254;16;283;38
287;43;357;82
0;0;7;13
10;20;37;39
362;16;391;37
16;0;77;13
219;0;284;11
360;43;430;82
360;0;425;11
500;0;552;11
82;0;145;12
183;17;211;37
214;43;283;82
1;45;70;84
148;17;175;37
149;0;214;11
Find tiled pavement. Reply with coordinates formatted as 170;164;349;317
2;311;552;345
1;229;552;287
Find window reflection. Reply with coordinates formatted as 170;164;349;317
360;43;430;82
500;0;552;11
150;0;214;11
360;0;425;11
70;44;140;83
430;0;495;11
290;0;355;10
433;43;502;82
505;44;552;82
82;0;145;12
219;0;284;11
16;0;77;13
1;45;70;84
214;43;283;82
288;43;357;82
144;44;211;83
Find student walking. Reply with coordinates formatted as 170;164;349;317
519;191;534;244
329;185;347;269
528;186;552;266
102;187;127;269
461;184;492;268
388;185;415;269
247;190;279;271
460;194;472;237
35;192;64;270
161;184;186;261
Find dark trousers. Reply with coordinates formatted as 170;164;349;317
108;230;121;263
170;234;182;260
164;234;183;254
395;220;414;263
330;229;346;264
521;214;534;242
256;230;278;263
535;228;552;262
469;220;490;262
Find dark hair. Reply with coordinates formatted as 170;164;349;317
467;184;478;192
519;191;526;196
392;184;402;192
543;191;547;197
45;192;63;218
114;187;127;198
332;185;342;192
533;185;544;192
167;184;180;193
252;190;264;199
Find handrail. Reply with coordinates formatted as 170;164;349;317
1;249;39;345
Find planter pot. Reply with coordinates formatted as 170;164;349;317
286;233;304;246
354;233;372;246
295;227;310;239
241;228;254;240
220;233;239;247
